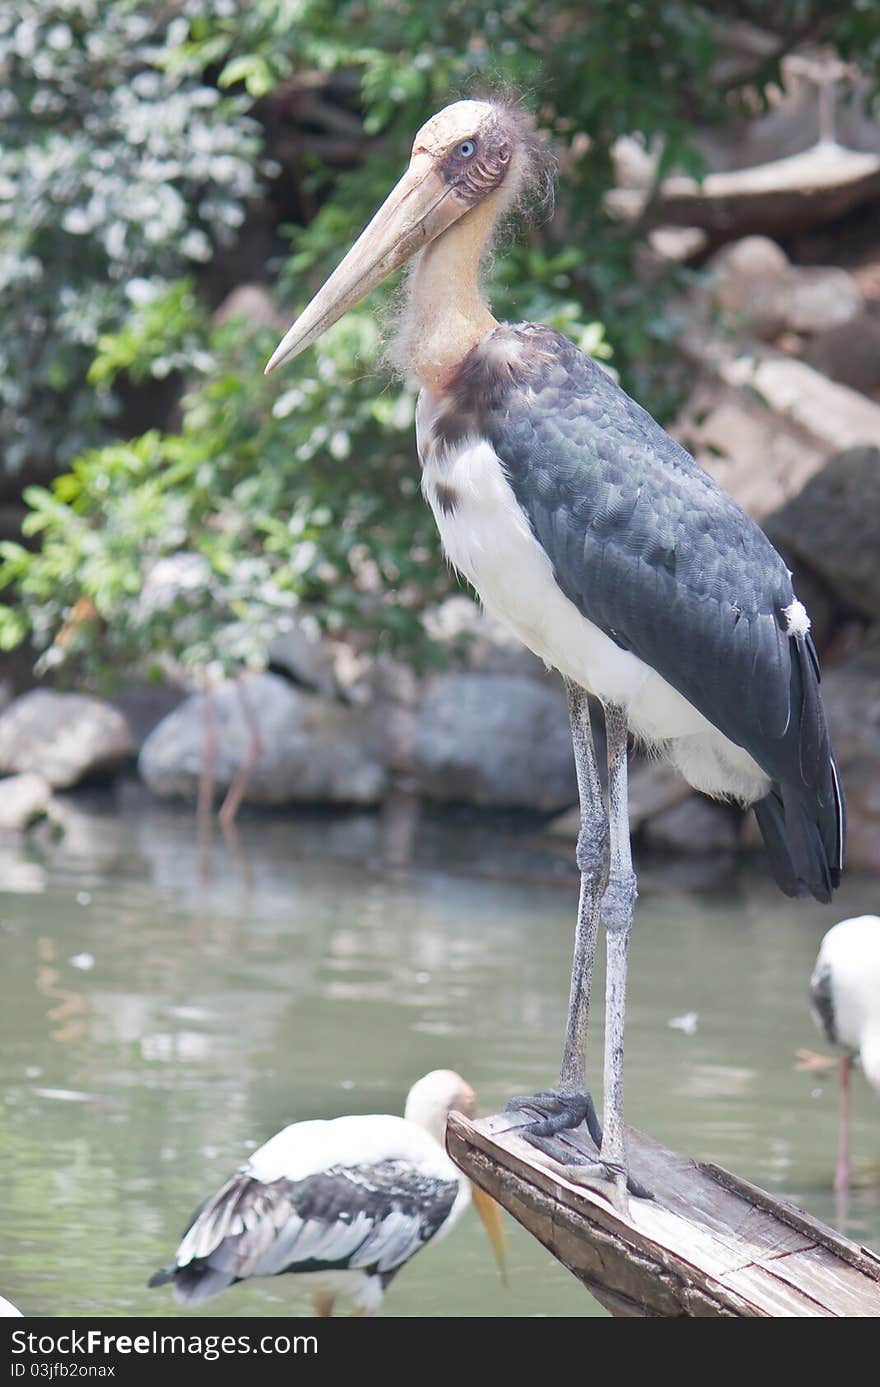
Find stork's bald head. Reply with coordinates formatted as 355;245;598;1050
265;97;549;375
411;101;515;208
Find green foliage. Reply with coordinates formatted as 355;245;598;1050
5;1;880;679
1;291;447;675
0;1;265;472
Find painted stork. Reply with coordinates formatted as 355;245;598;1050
266;98;845;1204
798;916;880;1190
149;1070;506;1316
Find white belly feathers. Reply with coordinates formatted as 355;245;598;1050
416;393;770;805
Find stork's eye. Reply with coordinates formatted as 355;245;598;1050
457;139;477;158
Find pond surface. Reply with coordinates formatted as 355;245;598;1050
1;786;878;1318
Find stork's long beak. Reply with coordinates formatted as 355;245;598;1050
265;153;466;374
471;1183;509;1287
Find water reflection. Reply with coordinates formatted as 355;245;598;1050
1;784;878;1317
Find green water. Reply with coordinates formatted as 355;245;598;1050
1;788;878;1318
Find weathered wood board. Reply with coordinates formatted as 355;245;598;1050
447;1108;880;1317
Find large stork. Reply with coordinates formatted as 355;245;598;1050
266;99;845;1204
149;1070;506;1315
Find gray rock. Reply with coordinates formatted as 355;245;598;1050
765;446;880;621
642;795;740;855
710;239;863;339
711;236;790;339
414;672;575;810
775;265;863;336
547;756;692;839
112;682;188;750
674;329;880;522
628;759;694;831
821;639;880;874
543;803;582;839
0;690;134;788
0;772;52;832
802;312;880;396
640;225;708;275
139;673;385;806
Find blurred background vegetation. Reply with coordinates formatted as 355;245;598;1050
2;0;879;684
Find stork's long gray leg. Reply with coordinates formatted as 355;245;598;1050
507;682;608;1151
560;680;608;1089
598;703;638;1189
507;694;649;1205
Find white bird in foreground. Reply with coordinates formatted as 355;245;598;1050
798;915;880;1190
149;1070;507;1316
0;1296;21;1317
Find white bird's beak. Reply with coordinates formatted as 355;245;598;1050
471;1183;509;1286
265;152;468;374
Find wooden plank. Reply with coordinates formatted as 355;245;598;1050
446;1108;880;1318
700;1162;880;1278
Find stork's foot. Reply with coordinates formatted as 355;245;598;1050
506;1088;604;1147
505;1088;653;1209
795;1048;837;1073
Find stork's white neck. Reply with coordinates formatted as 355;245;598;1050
399;194;500;392
403;1090;450;1147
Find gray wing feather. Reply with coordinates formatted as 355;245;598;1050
434;324;843;896
442;325;830;795
810;961;837;1046
175;1159;458;1282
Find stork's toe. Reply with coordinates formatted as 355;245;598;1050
506;1087;604;1148
506;1088;653;1206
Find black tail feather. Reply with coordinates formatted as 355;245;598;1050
147;1261;235;1305
753;779;840;904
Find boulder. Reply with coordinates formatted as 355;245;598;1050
765;446;880;622
821;641;880;874
671;376;826;522
139;672;385;806
547;756;693;839
802;312;880;397
774;265;863;336
0;690;134;788
674;330;880;521
710;236;790;338
641;795;741;856
414;672;575;810
639;225;708;276
709;238;863;339
0;772;52;832
112;682;188;750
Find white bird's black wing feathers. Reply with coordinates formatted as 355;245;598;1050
149;1160;459;1306
810;961;838;1046
434;324;844;901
